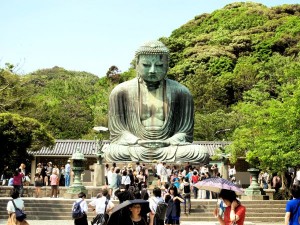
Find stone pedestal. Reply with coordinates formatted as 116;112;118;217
64;148;87;197
242;168;265;200
93;163;104;186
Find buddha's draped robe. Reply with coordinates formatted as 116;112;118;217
105;78;209;162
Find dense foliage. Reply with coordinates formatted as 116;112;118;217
160;2;300;173
0;112;54;174
1;2;300;175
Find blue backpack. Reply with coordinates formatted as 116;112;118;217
72;200;84;219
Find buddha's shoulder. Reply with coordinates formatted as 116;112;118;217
111;78;138;93
166;79;191;94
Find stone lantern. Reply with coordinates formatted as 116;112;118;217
66;147;87;195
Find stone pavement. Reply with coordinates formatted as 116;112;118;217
0;220;283;225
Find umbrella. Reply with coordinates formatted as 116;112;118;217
193;177;244;195
107;199;150;225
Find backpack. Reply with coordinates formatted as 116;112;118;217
72;200;84;219
183;184;191;194
155;201;168;220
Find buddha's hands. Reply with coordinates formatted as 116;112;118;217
137;140;170;149
167;133;189;146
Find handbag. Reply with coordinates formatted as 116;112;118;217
11;200;27;222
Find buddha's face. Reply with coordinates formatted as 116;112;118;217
137;54;168;82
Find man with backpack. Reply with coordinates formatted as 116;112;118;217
72;192;88;225
89;189;114;225
180;177;191;214
149;187;168;225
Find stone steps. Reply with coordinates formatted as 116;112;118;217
0;198;287;222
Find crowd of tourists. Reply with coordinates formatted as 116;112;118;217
3;161;300;225
105;162;223;202
1;160;72;198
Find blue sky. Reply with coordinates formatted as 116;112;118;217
0;0;299;77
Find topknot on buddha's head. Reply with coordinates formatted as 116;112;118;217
135;40;169;60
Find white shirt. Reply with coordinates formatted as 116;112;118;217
105;167;109;176
73;198;88;213
107;171;113;185
65;163;71;173
160;166;168;176
7;198;24;213
89;196;114;214
121;175;131;185
149;196;164;213
156;163;163;176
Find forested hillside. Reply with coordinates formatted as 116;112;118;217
1;2;300;171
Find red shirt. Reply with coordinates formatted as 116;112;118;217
223;204;246;225
192;175;199;184
13;173;24;185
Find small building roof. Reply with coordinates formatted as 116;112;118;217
29;140;230;158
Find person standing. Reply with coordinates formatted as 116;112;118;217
60;165;65;186
46;162;53;186
109;168;118;199
160;163;168;187
2;165;9;185
156;162;163;187
121;170;131;190
213;189;246;225
34;173;43;198
65;160;71;187
180;177;191;214
272;172;282;193
285;185;300;225
164;185;184;225
89;189;114;223
6;190;29;225
35;163;42;175
19;163;26;176
191;171;199;199
13;169;24;197
73;192;88;225
105;164;109;186
50;170;59;198
149;187;166;225
41;163;48;186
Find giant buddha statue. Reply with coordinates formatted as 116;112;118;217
105;40;209;163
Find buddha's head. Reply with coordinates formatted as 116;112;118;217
135;40;169;83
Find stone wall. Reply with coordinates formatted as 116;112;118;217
0;186;104;198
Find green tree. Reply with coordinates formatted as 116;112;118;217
0;113;54;174
228;58;300;175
